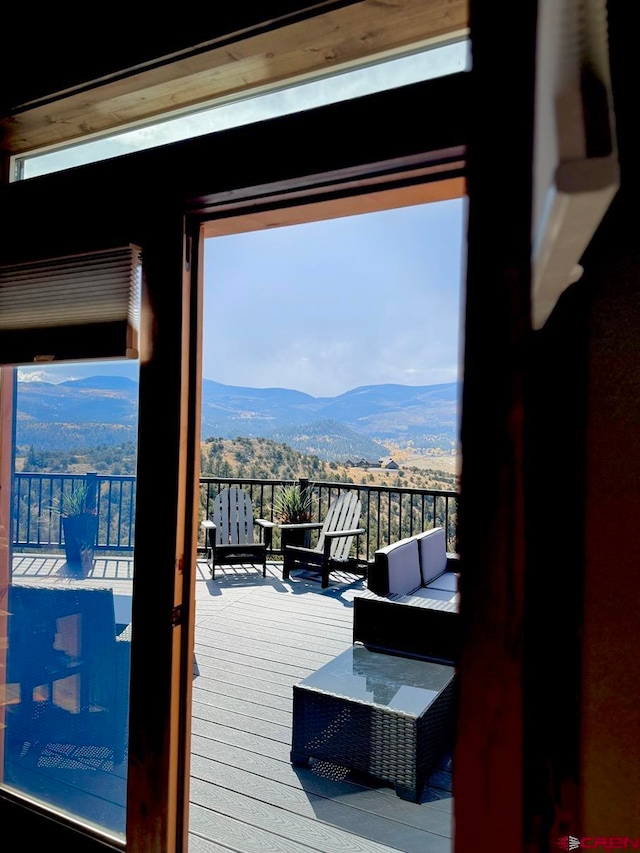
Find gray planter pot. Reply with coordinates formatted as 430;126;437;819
63;515;98;570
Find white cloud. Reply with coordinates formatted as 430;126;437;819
17;367;70;383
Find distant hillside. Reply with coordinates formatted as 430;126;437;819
17;376;138;451
199;379;459;455
15;435;456;491
201;437;455;491
15;375;459;459
268;419;387;463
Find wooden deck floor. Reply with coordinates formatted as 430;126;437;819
9;555;454;852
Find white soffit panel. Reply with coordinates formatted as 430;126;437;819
532;0;619;329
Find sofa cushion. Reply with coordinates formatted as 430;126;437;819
375;536;422;596
427;571;458;592
416;527;448;585
411;586;458;604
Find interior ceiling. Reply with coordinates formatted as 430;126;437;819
0;0;468;159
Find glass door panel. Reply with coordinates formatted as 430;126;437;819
1;359;139;838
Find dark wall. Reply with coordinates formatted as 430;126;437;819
523;1;640;837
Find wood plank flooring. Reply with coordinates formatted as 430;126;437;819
190;559;454;853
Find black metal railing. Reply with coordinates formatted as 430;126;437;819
199;476;459;561
12;472;459;562
12;472;136;553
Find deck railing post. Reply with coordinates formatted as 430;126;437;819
85;472;98;512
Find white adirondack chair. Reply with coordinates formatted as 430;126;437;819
281;490;365;588
201;487;274;578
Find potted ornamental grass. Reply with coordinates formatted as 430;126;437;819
273;483;313;524
55;481;99;571
274;482;315;549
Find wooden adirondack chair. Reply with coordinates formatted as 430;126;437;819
201;487;274;578
281;491;365;588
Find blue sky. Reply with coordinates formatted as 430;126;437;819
202;198;466;397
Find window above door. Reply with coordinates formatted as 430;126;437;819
1;0;469;167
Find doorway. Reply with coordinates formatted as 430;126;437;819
189;179;467;849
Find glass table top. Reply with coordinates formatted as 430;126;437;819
298;645;454;716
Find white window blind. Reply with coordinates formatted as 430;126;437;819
0;245;141;365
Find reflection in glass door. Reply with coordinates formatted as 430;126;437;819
1;359;139;837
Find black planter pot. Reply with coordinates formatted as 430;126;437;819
280;526;311;551
62;515;98;570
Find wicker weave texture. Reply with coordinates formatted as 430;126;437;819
291;674;455;801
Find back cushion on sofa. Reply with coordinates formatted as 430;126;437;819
373;536;421;596
417;527;448;585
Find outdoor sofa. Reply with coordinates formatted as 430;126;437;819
353;526;460;664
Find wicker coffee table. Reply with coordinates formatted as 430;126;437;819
290;645;455;801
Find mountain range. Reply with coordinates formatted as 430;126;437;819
16;376;460;461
